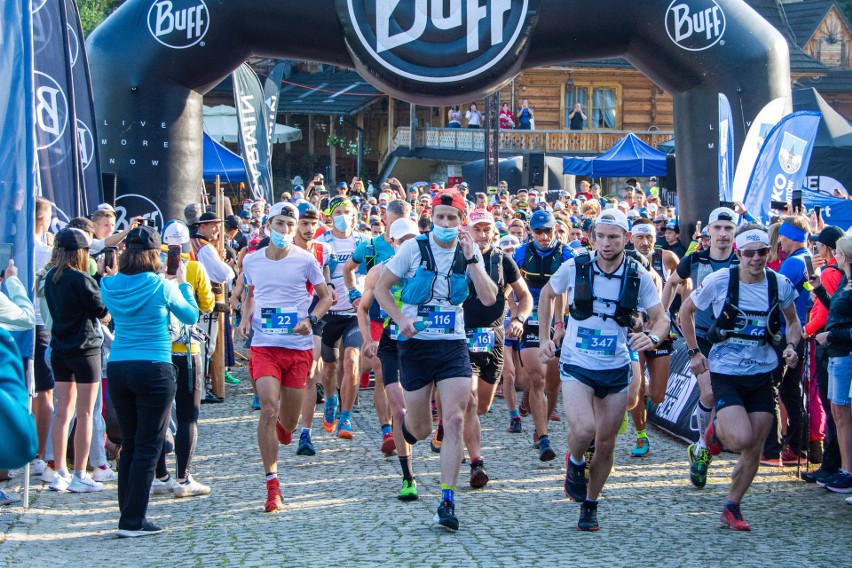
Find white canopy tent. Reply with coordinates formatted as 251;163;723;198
202;104;302;144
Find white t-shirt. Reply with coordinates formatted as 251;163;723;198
549;252;661;370
243;245;324;350
465;110;482;126
691;269;796;375
34;239;52;326
386;234;483;341
324;232;364;313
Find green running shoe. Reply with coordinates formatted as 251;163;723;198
224;371;241;384
398;479;419;501
687;442;713;488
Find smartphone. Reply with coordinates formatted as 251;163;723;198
103;247;117;271
804;255;814;279
0;243;12;278
792;189;803;211
140;218;155;228
719;201;735;210
814;205;821;217
167;245;181;275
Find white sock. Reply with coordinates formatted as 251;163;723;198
569;454;586;466
696;402;712;434
73;470;85;480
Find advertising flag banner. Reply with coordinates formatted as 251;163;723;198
263;62;287;151
718;94;734;202
732;97;787;202
232;63;273;202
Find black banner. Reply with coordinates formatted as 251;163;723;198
233;63;273;202
648;338;701;443
263;61;287;151
484;93;499;194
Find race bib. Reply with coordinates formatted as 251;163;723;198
389;323;399;340
260;307;299;335
527;310;539;327
417;305;458;335
575;327;617;356
729;316;767;346
466;328;495;353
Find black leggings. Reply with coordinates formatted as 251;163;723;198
156;353;203;480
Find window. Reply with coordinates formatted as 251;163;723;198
565;84;620;129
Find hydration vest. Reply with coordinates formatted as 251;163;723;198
570;252;642;329
400;235;469;306
652;249;667;283
320;230;365;275
690;249;739;333
364;236;382;271
705;267;783;347
521;242;566;290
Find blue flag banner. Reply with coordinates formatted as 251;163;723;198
232;63;273;202
802;188;852;233
263;62;287;151
718;93;734;202
743;111;822;223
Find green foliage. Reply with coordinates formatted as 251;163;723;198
77;0;124;37
839;1;852;27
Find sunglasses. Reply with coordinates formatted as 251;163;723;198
739;247;770;258
533;228;554;236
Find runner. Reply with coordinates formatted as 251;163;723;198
539;209;669;531
374;190;497;531
238;202;333;512
318;197;366;439
513;210;574;461
357;217;421;500
462;209;532;487
680;223;800;530
627;218;680;457
661;207;739;487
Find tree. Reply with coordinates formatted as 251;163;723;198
77;0;124;37
838;1;852;27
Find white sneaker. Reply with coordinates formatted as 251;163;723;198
172;475;211;498
846;496;852;505
150;476;181;495
31;460;47;476
48;471;72;492
92;465;118;483
0;489;21;506
67;474;104;493
40;466;56;484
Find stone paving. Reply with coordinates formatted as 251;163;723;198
1;365;850;567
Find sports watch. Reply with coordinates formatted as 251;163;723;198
308;315;319;327
687;348;701;358
514;314;527;325
465;256;479;265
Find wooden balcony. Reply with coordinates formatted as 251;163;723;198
389;127;673;156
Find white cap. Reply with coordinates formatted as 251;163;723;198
378;192;390;202
708;207;738;227
595;209;630;232
389;218;419;241
268;202;297;220
162;220;190;246
646;203;658;213
627;209;640;219
96;203;115;212
498;235;521;251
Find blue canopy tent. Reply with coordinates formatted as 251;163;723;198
562;133;667;177
203;132;247;183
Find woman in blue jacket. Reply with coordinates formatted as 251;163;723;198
100;226;199;538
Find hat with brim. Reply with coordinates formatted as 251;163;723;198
197;212;222;224
126;225;161;250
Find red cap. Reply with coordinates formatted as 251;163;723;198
432;190;467;213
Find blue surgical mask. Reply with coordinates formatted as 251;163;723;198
333;214;351;232
432;225;459;243
269;230;292;249
532;238;556;252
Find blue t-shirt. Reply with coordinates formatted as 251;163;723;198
352;235;395;275
778;248;812;331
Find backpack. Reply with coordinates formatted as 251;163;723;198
400;235;469;306
569;251;642;329
705;267;783;347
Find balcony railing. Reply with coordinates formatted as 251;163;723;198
389;127;673;156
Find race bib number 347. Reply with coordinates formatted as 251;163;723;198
575;327;617;356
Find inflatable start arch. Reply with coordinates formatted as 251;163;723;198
88;0;791;232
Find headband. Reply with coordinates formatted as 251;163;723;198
735;229;770;250
778;222;808;243
329;198;354;215
632;223;656;237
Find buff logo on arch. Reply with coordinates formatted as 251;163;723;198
147;0;209;49
665;0;726;51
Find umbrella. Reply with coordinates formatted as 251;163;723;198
202;104;302;144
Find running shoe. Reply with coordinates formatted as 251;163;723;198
817;471;846;488
315;384;325;404
801;468;835;484
224;371;241;384
631;437;650;458
48;471;72;492
720;503;751;531
398;479;418;501
30;459;47;476
117;521;163;538
434;499;458;532
276;420;293;445
533;429;540;449
469;459;489;489
40;466;56;484
550;412;561;422
759;454;783;467
0;489;21;506
150;476;181;495
336;419;354;440
322;395;338;433
507;416;523;433
430;424;444;453
265;478;282;513
296;430;316;456
92;465;118;483
380;432;396;456
538;436;556;462
68;474;104;493
173;475;211;498
577;500;600;532
781;448;807;466
564;454;588;502
825;471;852;494
687;443;712;489
703;420;723;456
250;394;261;411
519;390;530;417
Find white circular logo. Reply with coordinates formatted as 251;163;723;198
67;23;79;67
116;194;164;232
147;0;209;49
665;0;726;52
341;0;535;85
33;71;69;150
76;120;95;171
32;0;48;14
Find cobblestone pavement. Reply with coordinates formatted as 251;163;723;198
2;365;850;567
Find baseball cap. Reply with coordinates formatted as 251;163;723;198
595;210;630;232
162;220;191;253
816;226;845;250
553;202;564;211
297;202;319;219
95;203;115;213
268;202;298;220
126;225;161;250
458;182;470;190
530;210;556;230
649;176;658;182
55;228;90;251
337;181;347;188
468;209;495;226
224;215;240;231
239;210;250;219
654;214;668;223
431;190;467;213
627;210;640;220
666;220;680;232
389;218;419;241
708;207;738;226
646;203;658;213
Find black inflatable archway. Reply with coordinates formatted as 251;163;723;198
88;0;790;232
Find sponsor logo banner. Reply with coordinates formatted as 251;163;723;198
148;0;209;49
666;0;726;51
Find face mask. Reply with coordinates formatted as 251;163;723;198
532;238;556;252
432;225;459;243
333;214;351;233
269;230;292;249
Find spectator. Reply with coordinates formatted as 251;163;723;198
568;103;586;130
516;98;535;130
499;102;515;129
465;103;483;129
0;328;36;499
448;105;462;129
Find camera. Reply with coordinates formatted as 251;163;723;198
139;218;155;227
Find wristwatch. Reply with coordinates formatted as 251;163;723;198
465;256;479;265
513;314;527;325
647;333;661;346
307;315;319;327
687;347;701;358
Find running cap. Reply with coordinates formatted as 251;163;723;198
389;218;419;241
468;209;495;226
162;220;191;252
268;202;298;220
708;207;738;227
595;210;630;232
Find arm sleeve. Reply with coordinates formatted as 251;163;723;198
0;329;37;469
742;210;758;223
167;281;200;325
197;244;236;284
0;276;36;331
192;262;216;313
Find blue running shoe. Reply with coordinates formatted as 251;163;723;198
296;430;316;456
